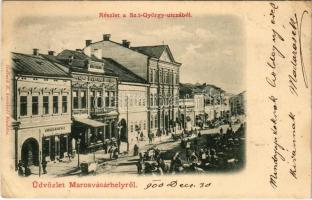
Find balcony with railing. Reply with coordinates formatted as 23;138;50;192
90;107;117;116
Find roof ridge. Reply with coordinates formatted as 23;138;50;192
12;52;46;60
131;45;167;48
40;54;72;76
103;57;147;83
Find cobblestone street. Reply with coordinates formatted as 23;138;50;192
27;123;243;177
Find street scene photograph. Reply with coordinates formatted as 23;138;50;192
10;14;246;177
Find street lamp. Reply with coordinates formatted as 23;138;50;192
77;138;81;168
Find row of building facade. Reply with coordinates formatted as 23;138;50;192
11;34;183;168
11;34;245;169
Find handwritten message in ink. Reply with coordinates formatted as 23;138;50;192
266;2;309;189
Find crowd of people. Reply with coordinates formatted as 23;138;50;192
137;123;245;175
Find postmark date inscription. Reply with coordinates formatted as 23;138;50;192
144;180;212;190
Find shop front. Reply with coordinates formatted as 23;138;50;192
41;124;71;162
72;117;106;153
18;123;71;166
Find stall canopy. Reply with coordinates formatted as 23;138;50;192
74;118;105;128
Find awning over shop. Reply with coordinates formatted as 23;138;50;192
74;118;105;128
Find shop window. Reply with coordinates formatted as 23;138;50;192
53;96;58;114
62;96;67;113
20;96;27;116
43;96;49;114
81;91;87;109
32;96;39;115
73;91;78;109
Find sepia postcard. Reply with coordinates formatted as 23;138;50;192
0;1;311;198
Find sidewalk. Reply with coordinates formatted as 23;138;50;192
28;133;174;177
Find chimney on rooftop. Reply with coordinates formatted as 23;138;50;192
48;51;55;56
103;34;111;41
68;55;74;65
33;48;39;56
86;40;92;46
122;40;130;48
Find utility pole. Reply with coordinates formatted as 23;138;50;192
77;138;81;168
38;130;42;177
126;95;129;152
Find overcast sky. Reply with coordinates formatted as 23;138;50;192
12;14;245;94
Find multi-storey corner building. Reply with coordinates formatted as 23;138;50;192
83;34;182;135
203;86;228;121
229;91;246;116
11;50;72;168
45;50;119;153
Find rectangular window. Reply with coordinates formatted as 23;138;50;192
150;117;153;129
129;97;133;107
53;96;58;114
143;121;146;130
20;96;27;116
150;95;153;106
43;96;49;114
97;91;102;108
73;91;78;109
32;96;39;115
134;97;137;106
90;91;95;109
155;70;159;83
110;91;115;107
124;96;128;107
81;91;87;109
138;98;141;106
149;70;153;83
155;116;158;129
105;91;109;107
62;96;67;113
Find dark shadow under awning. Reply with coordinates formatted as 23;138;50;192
74;118;105;128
